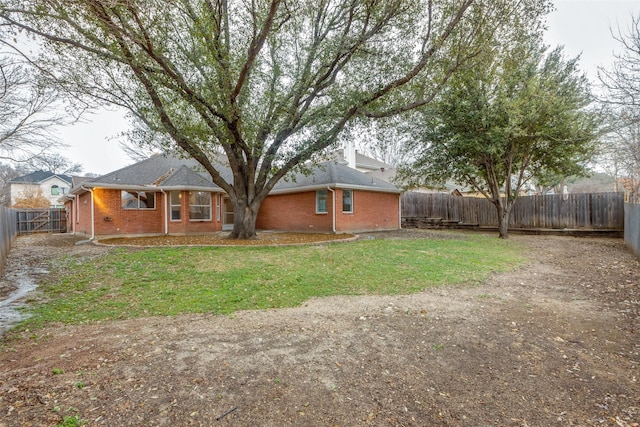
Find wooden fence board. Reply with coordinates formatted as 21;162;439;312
16;208;67;235
0;207;17;275
401;192;624;230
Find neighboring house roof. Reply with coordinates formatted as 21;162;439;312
272;161;401;194
9;170;72;185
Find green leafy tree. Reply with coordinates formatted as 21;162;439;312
0;0;536;238
400;38;598;238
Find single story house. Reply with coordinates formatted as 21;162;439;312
62;154;401;239
10;171;72;208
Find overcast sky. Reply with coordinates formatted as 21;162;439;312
58;0;640;176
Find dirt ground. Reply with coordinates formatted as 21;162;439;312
0;230;639;426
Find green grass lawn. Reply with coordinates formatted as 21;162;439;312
20;233;523;330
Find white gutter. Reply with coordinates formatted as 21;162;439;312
160;189;169;235
75;194;80;233
89;187;95;240
327;186;336;233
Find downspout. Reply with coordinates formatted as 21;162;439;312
74;194;80;234
398;193;402;229
89;187;95;241
160;189;169;235
327;187;336;233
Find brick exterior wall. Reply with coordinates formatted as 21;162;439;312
72;189;222;238
71;187;398;237
93;188;164;236
257;189;400;233
257;191;334;232
334;189;400;232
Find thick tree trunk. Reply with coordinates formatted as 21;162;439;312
498;211;510;239
227;197;261;240
494;199;513;239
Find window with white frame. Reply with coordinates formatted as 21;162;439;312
170;191;182;221
51;185;60;195
342;189;353;213
189;191;211;220
316;189;328;214
121;191;155;209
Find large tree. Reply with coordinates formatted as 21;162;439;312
399;37;598;238
0;0;536;239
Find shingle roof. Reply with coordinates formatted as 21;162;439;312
273;161;400;193
82;154;221;190
76;155;399;194
10;170;72;185
161;165;218;188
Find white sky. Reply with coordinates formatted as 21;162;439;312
57;0;640;176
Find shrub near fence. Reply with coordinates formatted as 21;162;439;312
0;206;17;275
402;192;624;230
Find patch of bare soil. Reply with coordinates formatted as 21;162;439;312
0;231;639;426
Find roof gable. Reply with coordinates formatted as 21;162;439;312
83;154;221;190
161;165;218;188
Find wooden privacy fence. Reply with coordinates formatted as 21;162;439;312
402;192;624;230
16;208;67;235
0;206;17;275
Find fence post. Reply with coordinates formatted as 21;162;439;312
624;202;640;258
0;206;18;276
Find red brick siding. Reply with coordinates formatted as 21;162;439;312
72;188;397;236
92;189;164;236
257;189;399;233
335;189;399;232
71;189;223;237
74;192;93;237
257;191;334;232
